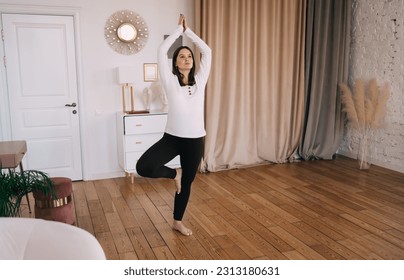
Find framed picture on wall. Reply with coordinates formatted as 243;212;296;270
143;63;158;82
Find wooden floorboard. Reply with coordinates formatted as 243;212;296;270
20;155;404;260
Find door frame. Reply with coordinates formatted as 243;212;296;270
0;4;89;180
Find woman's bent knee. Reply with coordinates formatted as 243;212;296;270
136;160;148;177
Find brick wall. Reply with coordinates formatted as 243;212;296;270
338;0;404;173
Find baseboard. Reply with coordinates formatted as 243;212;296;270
83;170;125;181
337;150;404;174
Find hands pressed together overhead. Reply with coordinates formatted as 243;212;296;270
178;14;187;32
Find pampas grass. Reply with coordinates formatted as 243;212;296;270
339;78;390;131
339;78;390;170
353;79;366;128
339;83;359;129
365;78;379;126
373;82;390;128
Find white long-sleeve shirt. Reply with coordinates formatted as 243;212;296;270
158;25;212;138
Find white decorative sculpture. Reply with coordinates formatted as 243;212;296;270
142;81;168;111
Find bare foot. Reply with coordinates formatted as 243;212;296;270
173;220;192;236
174;168;182;194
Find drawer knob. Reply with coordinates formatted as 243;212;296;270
135;141;142;144
136;124;143;127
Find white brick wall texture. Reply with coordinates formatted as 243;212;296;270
338;0;404;173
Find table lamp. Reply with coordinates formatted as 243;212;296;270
117;66;135;113
117;67;149;114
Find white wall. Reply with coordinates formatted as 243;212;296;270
0;0;194;180
338;0;404;173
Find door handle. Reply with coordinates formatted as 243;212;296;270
65;102;77;107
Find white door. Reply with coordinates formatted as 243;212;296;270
2;13;82;180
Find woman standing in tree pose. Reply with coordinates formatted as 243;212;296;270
136;14;212;236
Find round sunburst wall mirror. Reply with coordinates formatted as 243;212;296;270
105;10;149;55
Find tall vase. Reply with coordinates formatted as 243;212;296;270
357;130;372;170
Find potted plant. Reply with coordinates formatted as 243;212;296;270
0;169;56;217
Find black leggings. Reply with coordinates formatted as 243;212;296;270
136;133;204;221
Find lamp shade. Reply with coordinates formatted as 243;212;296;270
117;66;136;84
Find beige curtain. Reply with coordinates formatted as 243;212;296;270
196;0;306;171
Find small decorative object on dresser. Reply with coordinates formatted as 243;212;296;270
142;81;168;112
116;112;180;183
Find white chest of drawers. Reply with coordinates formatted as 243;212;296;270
116;112;180;183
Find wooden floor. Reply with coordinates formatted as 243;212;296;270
21;156;404;260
